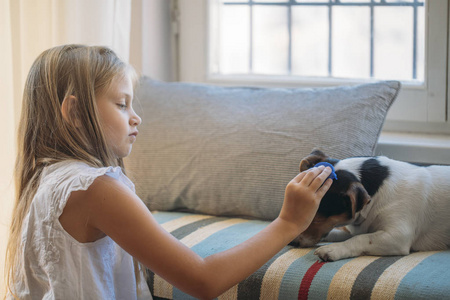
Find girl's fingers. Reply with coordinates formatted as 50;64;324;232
300;166;327;186
316;178;333;197
291;169;308;183
309;167;332;191
292;166;322;183
292;166;333;193
292;168;318;185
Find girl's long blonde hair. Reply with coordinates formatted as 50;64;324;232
5;44;143;297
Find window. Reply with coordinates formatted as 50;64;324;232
177;0;449;133
211;0;424;83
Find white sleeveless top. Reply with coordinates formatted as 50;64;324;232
10;160;152;299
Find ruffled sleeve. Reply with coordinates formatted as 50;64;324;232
38;161;135;222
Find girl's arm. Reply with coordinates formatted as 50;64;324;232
66;166;331;299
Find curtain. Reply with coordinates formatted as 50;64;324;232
0;0;132;296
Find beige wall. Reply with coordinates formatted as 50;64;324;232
0;0;17;296
0;124;15;297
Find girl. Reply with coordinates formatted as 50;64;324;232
5;44;332;299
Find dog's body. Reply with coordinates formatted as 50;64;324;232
293;150;450;261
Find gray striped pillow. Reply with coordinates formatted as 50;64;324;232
125;78;400;220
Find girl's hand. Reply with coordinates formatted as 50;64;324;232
278;166;333;233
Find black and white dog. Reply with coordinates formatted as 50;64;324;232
292;150;450;261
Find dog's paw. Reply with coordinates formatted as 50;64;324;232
314;244;349;262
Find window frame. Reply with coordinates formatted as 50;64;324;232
177;0;450;134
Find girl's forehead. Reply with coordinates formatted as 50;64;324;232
100;73;134;99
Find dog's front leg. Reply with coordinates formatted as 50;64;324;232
322;227;353;243
315;230;413;261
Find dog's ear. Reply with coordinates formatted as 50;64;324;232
347;182;371;219
299;149;329;172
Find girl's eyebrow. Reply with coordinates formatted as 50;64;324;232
118;92;133;100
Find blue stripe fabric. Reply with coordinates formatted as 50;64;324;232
152;211;190;223
189;220;267;257
395;251;450;300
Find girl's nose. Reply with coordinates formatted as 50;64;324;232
130;110;142;126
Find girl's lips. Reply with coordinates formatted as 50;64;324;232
129;131;138;143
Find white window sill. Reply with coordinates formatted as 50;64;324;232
375;132;450;165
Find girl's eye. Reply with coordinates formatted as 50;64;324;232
117;103;127;110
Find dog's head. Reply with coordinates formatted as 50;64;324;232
292;150;371;247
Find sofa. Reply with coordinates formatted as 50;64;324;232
125;77;450;300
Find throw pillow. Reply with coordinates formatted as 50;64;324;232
125;78;400;220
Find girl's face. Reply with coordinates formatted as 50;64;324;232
96;73;141;159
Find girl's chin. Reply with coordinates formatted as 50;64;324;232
113;146;133;159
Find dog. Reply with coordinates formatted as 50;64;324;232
291;149;450;262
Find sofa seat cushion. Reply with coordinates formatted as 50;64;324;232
148;211;450;300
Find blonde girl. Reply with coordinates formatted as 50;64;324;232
5;44;332;299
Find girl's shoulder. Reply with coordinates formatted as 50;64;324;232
33;160;135;224
57;162;141;244
41;160;134;192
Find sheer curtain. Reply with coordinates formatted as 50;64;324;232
0;0;132;295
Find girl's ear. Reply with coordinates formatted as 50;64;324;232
61;95;81;128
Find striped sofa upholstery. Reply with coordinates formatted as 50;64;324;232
148;211;450;300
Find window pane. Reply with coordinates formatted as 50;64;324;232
374;7;413;80
292;6;328;77
253;6;289;74
219;6;250;74
416;6;424;81
332;7;371;78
